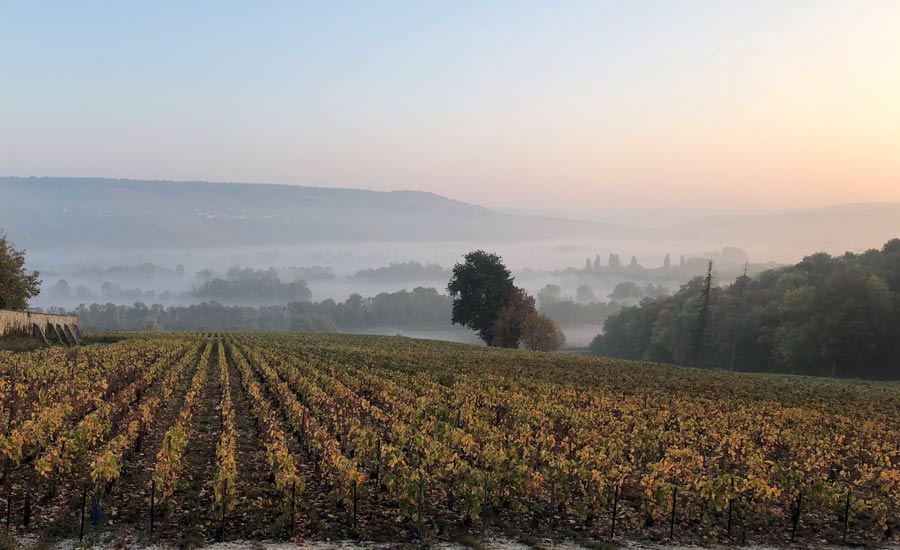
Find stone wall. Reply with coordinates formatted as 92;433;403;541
0;309;81;344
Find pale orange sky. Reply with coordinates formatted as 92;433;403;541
2;1;899;211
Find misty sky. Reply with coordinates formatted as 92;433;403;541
2;1;899;212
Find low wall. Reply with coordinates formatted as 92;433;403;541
0;310;80;343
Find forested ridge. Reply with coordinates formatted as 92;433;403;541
592;239;900;379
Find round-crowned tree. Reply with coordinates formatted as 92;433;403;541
447;250;515;346
491;288;537;348
522;312;563;351
0;232;41;310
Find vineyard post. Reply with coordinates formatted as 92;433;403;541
219;478;227;542
482;477;489;539
22;489;30;527
290;479;296;537
352;479;358;529
549;480;556;530
790;488;802;542
842;490;851;544
417;476;424;541
79;486;86;541
727;478;734;537
5;483;11;531
150;480;155;536
6;400;16;436
374;440;381;482
609;483;618;540
669;485;677;540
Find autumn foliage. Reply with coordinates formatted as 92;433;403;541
0;332;897;544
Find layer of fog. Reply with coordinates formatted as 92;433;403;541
28;237;747;306
25;237;769;350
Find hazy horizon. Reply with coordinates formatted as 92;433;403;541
6;174;900;219
3;1;899;213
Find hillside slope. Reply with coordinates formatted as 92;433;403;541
0;177;652;249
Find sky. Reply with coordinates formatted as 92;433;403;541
2;1;899;212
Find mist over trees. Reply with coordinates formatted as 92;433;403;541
537;284;563;306
353;261;449;282
607;282;669;305
193;266;312;304
575;285;598;303
73;286;453;332
575;246;769;283
41;255;622;343
538;300;619;327
591;239;900;379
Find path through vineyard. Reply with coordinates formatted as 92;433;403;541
102;344;200;530
165;340;222;543
224;343;280;537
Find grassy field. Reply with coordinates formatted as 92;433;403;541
0;333;897;547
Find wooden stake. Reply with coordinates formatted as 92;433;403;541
739;496;746;545
482;477;489;539
22;489;30;527
790;489;802;542
727;478;734;537
727;497;734;536
150;480;155;536
549;481;556;529
352;479;358;528
219;479;227;542
609;483;618;540
417;476;424;540
669;485;677;540
5;484;11;531
842;491;851;544
290;479;296;537
79;486;87;541
374;440;381;482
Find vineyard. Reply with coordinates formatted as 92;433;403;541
0;333;898;546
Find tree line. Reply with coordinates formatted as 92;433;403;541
591;239;900;379
69;286;452;332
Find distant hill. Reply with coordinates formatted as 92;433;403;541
5;178;896;262
0;177;655;249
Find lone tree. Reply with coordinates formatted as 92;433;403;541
447;250;515;345
0;232;41;310
491;288;537;348
522;312;563;351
